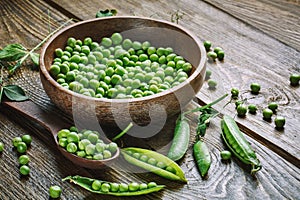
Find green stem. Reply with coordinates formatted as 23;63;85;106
183;93;228;116
9;18;73;74
112;122;133;141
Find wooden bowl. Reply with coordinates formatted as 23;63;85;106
40;16;206;127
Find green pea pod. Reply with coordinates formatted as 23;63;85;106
221;115;262;174
122;147;187;183
167;116;190;161
193;140;211;178
62;175;164;196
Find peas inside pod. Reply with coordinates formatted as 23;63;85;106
57;126;118;160
50;32;193;99
63;175;165;196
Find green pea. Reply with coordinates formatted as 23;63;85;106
217;50;225;60
63;51;71;58
132;152;141;159
17;142;27;154
77;150;86;158
207;79;217;89
108;142;118;154
20;165;30;176
139;183;148;190
57;129;70;139
50;65;60;77
248;104;257;114
83;37;92;46
132;41;142;50
59;63;70;74
182;63;192;72
103;150;112;159
237;105;247;117
207;51;217;61
129;182;140;192
111;74;122;85
158;55;166;64
0;142;4;153
275;116;285;129
55;48;64;57
87;133;99;144
147;158;157;165
85;144;96;155
110;183;120;192
131;79;141;89
19;155;30;165
250;82;261;94
231;88;239;99
147;182;157;188
92;180;102;191
263;108;273;120
93;153;104;160
156;161;166;169
147;46;156;55
156;47;165;56
268;102;278;113
203;41;212;51
122;38;132;50
119;183;129;192
290;73;300;86
67;37;76;48
95;142;106;153
66;143;77;153
21;134;32;146
101;37;112;47
111;32;123;45
220;150;231;160
139;54;148;62
67;132;79;143
78;139;91;150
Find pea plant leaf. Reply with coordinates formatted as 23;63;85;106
96;9;117;18
30;52;40;66
196;108;219;137
0;44;28;62
2;85;28;101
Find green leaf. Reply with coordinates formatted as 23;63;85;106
3;85;28;101
0;44;28;61
30;52;39;66
96;9;117;18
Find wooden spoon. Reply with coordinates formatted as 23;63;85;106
1;100;120;169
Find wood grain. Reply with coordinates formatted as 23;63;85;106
0;0;300;199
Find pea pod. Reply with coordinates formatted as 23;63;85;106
167;116;190;161
221;115;262;174
122;147;187;183
193;140;211;178
62;175;164;196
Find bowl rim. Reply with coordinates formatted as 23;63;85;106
40;16;207;103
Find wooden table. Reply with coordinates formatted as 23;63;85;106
0;0;299;199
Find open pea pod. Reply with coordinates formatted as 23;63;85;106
122;147;187;183
62;175;164;196
221;115;262;174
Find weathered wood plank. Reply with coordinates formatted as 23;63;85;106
203;0;300;51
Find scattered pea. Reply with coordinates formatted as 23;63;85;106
49;185;62;199
19;155;30;165
0;142;4;153
250;82;261;94
12;137;22;148
275;116;285;129
203;41;212;51
207;79;217;89
290;73;300;86
17;142;27;154
268;102;278;113
248;104;257;114
207;51;217;61
220;150;231;160
20;165;30;176
231;88;239;99
263;108;273;120
237;104;247;117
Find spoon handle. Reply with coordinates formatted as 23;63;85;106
1;100;70;136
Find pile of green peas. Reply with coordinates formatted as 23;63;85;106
57;126;118;160
49;32;193;99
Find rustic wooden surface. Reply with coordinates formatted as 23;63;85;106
0;0;299;199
